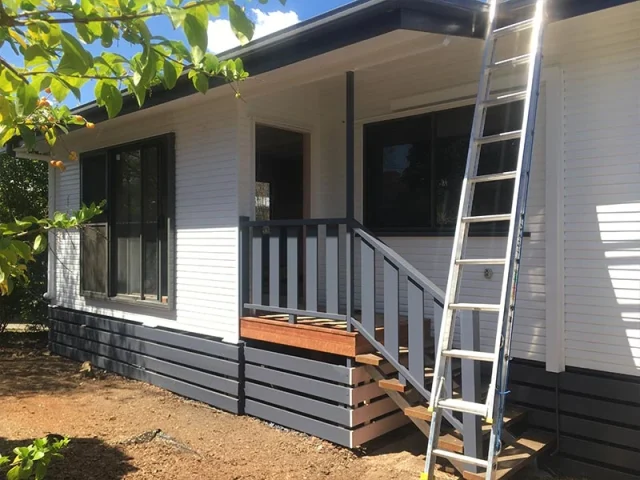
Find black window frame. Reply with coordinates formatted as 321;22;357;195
79;133;176;310
363;102;525;237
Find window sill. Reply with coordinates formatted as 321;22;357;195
367;229;532;238
80;292;173;311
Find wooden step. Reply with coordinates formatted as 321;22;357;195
462;430;556;480
355;353;385;366
378;378;407;393
404;405;432;421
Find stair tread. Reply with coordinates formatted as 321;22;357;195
404;405;432;421
462;430;556;480
378;378;407;393
356;353;385;366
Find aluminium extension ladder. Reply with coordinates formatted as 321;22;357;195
423;0;547;479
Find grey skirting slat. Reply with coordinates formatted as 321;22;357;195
244;347;351;385
50;319;240;378
50;342;240;413
51;332;239;397
245;364;351;404
245;382;351;426
49;307;239;361
244;399;351;447
555;457;640;480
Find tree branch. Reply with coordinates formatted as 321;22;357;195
0;56;29;84
24;71;128;81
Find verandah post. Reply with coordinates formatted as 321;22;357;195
345;71;355;334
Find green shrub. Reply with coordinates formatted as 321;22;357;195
0;436;69;480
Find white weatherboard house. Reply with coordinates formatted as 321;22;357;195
46;1;640;479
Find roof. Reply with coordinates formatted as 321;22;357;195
78;0;635;122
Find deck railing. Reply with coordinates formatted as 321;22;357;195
239;216;461;431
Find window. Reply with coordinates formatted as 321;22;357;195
80;134;175;307
364;102;523;235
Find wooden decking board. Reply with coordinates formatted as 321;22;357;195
462;430;555;480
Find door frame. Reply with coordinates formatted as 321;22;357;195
250;116;313;220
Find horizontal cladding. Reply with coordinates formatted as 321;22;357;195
556;1;640;376
243;344;407;448
509;361;640;478
49;307;242;414
53;96;240;341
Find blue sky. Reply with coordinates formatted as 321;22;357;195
0;0;353;107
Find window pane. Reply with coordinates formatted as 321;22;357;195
365;115;431;230
434;105;473;227
82;224;108;294
142;146;159;298
114;149;142;296
81;154;108;223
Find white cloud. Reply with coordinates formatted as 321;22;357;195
208;8;300;53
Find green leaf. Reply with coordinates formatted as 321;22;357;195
205;2;220;16
44;128;56;146
34;461;47;480
95;81;122;118
101;24;114;48
58;31;93;75
184;6;208;53
6;465;20;480
0;95;16;124
127;79;146;107
192;72;208;94
17;125;36;149
166;6;186;29
228;3;255;45
23;44;50;67
33;234;47;255
162;60;181;89
32;451;45;461
15;83;38;116
11;241;32;261
203;53;219;74
0;126;18;148
0;68;22;95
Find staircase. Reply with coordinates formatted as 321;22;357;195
355;350;554;479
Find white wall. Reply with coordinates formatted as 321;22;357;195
53;93;242;342
546;3;640;376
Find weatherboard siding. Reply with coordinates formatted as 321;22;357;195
53;94;242;342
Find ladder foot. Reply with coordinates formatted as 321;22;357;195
485;417;494;425
420;473;429;480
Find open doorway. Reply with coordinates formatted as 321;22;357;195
255;124;307;221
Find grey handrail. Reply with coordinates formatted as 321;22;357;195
351;223;445;305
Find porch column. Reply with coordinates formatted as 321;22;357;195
345;71;355;336
346;71;355;220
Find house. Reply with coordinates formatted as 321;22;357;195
46;0;640;478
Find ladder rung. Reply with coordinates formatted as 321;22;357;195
432;449;489;468
475;130;522;145
462;213;511;223
492;18;535;38
469;171;517;183
490;54;531;70
442;349;495;362
438;398;487;416
449;303;501;312
483;91;527;108
456;258;506;266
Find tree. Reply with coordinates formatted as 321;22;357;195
0;152;48;329
0;0;277;295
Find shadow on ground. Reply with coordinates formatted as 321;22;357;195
0;437;136;480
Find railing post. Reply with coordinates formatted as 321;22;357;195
345;224;354;332
432;299;452;397
239;217;250;317
461;310;482;471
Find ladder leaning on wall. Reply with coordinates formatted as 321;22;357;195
422;0;548;479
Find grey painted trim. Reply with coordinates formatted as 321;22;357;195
325;224;339;314
50;342;240;413
383;258;399;363
286;227;299;313
52;332;239;396
360;239;376;334
252;227;263;306
239;217;251;316
243;304;347;322
245;399;351;447
246;364;351;404
269;227;280;307
305;225;318;311
244;347;351;384
50;320;240;378
246;382;351;427
407;279;425;389
346;71;355;220
50;308;240;360
241;218;347;227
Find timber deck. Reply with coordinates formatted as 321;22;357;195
240;313;414;357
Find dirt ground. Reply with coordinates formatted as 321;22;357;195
0;333;569;480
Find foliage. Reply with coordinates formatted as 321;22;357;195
0;0;283;157
0;202;103;296
0;153;48;328
0;436;70;480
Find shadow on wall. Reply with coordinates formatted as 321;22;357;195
0;437;136;480
589;202;640;374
